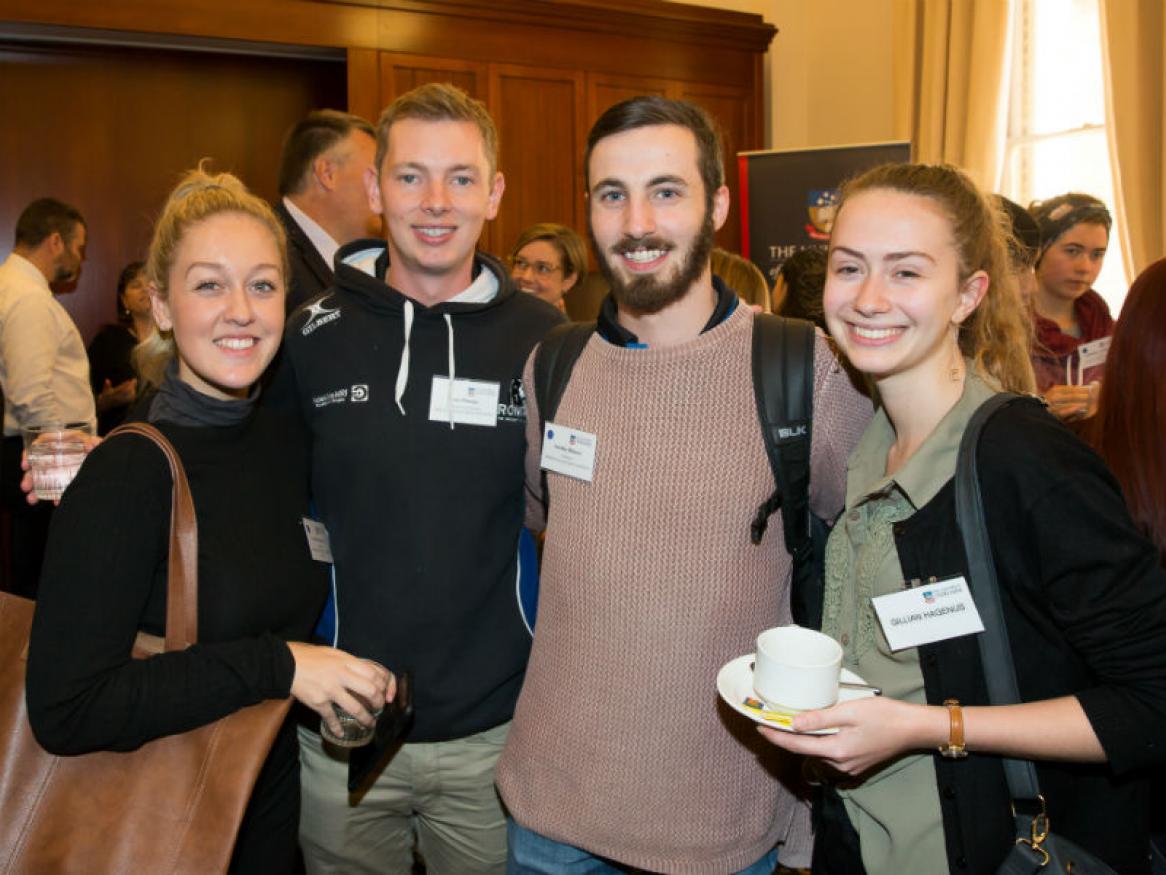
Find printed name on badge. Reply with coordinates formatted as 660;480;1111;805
302;518;334;563
540;421;597;482
871;576;984;651
429;377;500;427
1076;337;1110;373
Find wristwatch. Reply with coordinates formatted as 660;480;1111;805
938;698;968;759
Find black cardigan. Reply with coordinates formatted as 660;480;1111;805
888;399;1166;874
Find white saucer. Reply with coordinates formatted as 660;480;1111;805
716;653;875;734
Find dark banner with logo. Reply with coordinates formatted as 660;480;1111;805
738;142;910;285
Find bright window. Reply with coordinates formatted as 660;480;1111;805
1000;0;1129;313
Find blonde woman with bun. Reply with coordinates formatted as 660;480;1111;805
27;166;395;873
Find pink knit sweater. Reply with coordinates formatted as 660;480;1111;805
496;305;872;873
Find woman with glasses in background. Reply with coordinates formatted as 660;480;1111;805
509;222;587;313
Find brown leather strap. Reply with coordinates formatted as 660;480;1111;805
940;697;968;758
108;422;198;651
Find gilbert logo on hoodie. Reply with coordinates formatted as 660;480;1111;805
301;297;342;336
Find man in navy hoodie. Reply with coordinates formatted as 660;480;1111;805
273;83;563;874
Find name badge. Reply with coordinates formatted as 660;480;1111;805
429;377;500;427
302;518;334;563
1076;337;1110;373
871;576;984;651
540;421;597;482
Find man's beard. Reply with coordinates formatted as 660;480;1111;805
54;256;79;284
591;206;716;316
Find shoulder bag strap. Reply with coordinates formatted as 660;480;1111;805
750;313;815;554
108;422;198;652
532;321;596;517
534;321;597;431
954;392;1042;803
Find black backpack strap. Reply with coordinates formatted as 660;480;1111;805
751;313;818;621
751;313;816;546
532;321;596;517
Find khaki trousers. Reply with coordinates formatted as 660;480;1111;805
298;722;510;875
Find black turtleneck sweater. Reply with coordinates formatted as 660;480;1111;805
27;369;328;873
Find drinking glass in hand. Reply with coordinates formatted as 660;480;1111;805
23;424;92;501
320;661;387;748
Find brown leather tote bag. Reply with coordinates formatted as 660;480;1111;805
0;423;292;874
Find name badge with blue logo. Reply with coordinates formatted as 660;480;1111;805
540;422;597;482
429;377;500;427
1076;337;1110;377
871;576;984;651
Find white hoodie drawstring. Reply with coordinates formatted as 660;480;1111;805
392;305;458;424
394;300;414;415
444;314;456;430
385;263;495;420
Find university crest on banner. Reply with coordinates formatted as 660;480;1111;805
737;142;910;285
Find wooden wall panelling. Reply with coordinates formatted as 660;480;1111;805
486;62;587;258
585;71;674;126
0;1;773;88
0;0;774;303
347;47;381;124
0;42;345;343
671;81;756;254
378;52;488;106
364;3;768;89
0;0;384;52
751;53;766;157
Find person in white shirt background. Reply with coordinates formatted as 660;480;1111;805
0;197;94;597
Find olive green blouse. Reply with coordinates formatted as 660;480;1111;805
821;369;997;875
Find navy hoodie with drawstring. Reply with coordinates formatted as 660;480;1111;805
270;239;564;742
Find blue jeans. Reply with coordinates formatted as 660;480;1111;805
507;819;779;874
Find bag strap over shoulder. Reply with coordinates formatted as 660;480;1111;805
107;422;199;652
532;321;596;516
954;392;1043;803
534;321;597;431
750;313;816;551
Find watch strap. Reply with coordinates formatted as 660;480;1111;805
939;698;968;758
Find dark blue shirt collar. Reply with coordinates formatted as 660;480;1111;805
595;275;739;348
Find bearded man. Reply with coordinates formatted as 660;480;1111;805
495;96;872;874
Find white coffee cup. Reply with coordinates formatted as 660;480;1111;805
753;625;843;711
